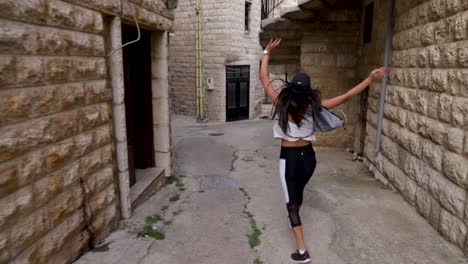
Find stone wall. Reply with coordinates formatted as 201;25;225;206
0;0;172;263
300;15;362;148
361;0;468;254
170;0;262;122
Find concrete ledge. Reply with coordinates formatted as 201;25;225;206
130;167;166;209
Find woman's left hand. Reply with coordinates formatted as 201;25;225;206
369;67;387;82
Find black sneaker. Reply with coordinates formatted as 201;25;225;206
290;250;311;263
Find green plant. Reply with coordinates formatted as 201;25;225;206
253;257;263;264
169;194;180;202
140;225;165;240
145;215;162;225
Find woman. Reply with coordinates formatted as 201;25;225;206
260;38;385;263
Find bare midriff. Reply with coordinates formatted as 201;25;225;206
281;139;311;147
281;115;312;147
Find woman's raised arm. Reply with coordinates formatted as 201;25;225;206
322;67;386;109
260;38;282;104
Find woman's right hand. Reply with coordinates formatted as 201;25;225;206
265;38;282;54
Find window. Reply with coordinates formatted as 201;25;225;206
245;1;252;35
363;1;374;43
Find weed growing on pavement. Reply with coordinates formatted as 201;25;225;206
140;225;165;240
163;220;173;226
253;257;263;264
239;187;262;249
145;215;162;225
169;194;180;202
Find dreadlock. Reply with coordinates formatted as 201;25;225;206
272;79;321;135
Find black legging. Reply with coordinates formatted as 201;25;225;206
279;144;317;227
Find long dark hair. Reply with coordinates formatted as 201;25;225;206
272;74;321;134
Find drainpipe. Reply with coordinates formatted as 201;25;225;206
196;0;205;121
375;0;396;153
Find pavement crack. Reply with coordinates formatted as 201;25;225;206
137;241;155;264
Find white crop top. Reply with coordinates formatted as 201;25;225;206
273;115;316;142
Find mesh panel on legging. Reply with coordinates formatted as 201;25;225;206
287;201;301;227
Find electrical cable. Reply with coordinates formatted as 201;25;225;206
106;0;141;57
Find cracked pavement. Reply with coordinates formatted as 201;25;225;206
75;115;467;264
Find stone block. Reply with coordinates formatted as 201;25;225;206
428;0;447;20
48;186;83;226
74;131;94;157
116;141;128;172
90;203;117;241
89;184;116;214
156;151;171;176
16;56;44;86
434;20;450;44
421;139;443;171
0;56;15;88
0;19;38;54
154;124;170;152
80;145;113;177
16;118;53;157
93;124;112;148
426;92;440;120
0;90;31;124
47;0;74;27
430;197;441;230
85;165;114;195
43;138;75;172
17;151;43;185
9;208;50;257
84;80;109;104
443;151;468;188
0;186;33;230
402;153;422;183
448;69;468;96
0;161;17;198
439;94;454;123
439;209;467;248
0;232;8;263
0;0;47;24
50;110;80;141
15;211;85;263
422;119;448;146
46;59;72;83
80;103;111;132
74;5;96;32
447;0;468;15
416;187;432;219
447;127;464;154
56;83;85;111
72;58;106;81
439;43;458;67
430;169;466;218
429;69;448;92
30;86;57;117
61;0;120;14
452;97;468;127
449;11;468;41
459;43;468;67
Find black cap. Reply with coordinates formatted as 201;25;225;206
291;73;311;89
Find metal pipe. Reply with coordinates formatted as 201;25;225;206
375;0;395;153
196;0;205;121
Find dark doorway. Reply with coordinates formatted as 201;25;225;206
226;65;250;122
122;24;155;186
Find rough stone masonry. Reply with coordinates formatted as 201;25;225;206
0;0;173;263
360;0;468;255
169;0;263;122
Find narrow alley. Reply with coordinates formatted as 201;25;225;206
75;116;467;264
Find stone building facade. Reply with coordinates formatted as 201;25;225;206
362;0;468;255
169;0;263;122
0;0;173;263
262;0;468;255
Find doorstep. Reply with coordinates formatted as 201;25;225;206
130;167;166;209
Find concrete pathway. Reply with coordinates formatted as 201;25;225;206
75;116;467;264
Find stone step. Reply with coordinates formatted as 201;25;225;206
130;167;166;210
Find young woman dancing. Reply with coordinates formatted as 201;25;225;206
260;38;386;263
